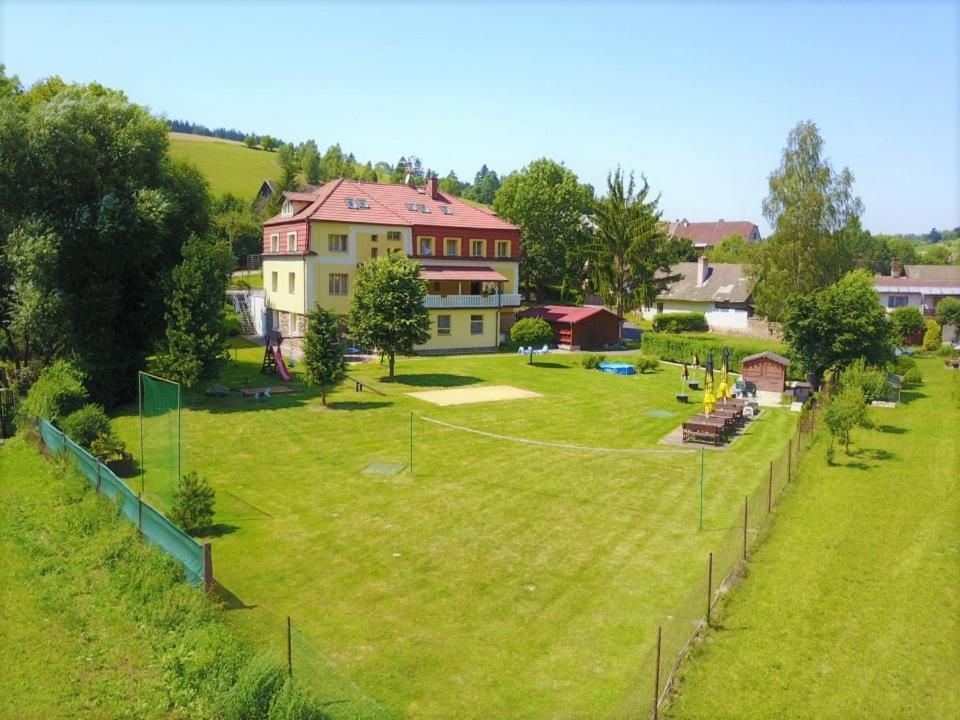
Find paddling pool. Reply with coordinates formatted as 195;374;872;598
597;361;636;376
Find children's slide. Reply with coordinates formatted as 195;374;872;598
273;346;292;381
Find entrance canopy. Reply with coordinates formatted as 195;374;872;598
420;265;508;282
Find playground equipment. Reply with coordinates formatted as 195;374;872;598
262;330;293;381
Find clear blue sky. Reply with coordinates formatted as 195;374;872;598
2;0;958;235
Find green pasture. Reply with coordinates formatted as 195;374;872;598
111;346;796;718
666;357;960;719
168;134;278;200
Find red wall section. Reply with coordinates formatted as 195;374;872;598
262;220;311;254
409;224;521;260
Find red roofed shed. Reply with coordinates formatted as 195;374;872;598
520;305;622;350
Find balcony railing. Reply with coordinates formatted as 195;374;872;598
424;293;522;309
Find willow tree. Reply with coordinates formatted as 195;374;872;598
584;169;677;345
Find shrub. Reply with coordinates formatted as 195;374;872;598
224;654;287;720
823;386;873;454
582;354;606;369
640;332;805;380
634;354;659;373
935;296;960;328
170;471;216;535
90;431;127;461
890;306;925;343
61;404;112;450
922;319;942;351
888;355;922;385
267;679;321;720
18;359;88;425
936;344;955;357
222;303;243;337
902;367;923;385
652;312;708;333
839;358;888;402
511;317;554;364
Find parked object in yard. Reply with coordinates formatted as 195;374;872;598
598;361;636;376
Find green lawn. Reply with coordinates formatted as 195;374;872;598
111;348;797;718
169;133;278;200
0;439;165;719
665;357;960;719
229;269;263;289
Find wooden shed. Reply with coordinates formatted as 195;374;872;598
741;351;789;393
519;305;622;350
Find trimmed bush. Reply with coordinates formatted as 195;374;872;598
922;319;942;352
652;312;708;333
935;296;960;329
890;306;925;343
582;354;606;369
171;471;216;535
840;358;888;402
18;359;88;425
634;354;659;373
640;332;805;380
61;404;112;451
902;367;922;385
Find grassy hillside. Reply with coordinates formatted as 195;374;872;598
665;357;960;718
168;132;278;200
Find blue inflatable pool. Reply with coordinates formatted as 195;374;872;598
598;361;636;375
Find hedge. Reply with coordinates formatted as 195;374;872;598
639;332;806;380
652;312;708;333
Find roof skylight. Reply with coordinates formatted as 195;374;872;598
417;204;430;213
440;206;453;215
405;202;417;211
345;197;358;209
357;198;369;209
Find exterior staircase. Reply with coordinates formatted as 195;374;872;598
231;292;256;335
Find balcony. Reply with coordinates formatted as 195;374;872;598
424;293;522;309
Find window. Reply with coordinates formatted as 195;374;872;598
287;231;297;252
282;200;293;218
440;206;453;215
356;198;369;209
437;314;451;335
270;234;279;253
345;197;358;209
418;236;434;255
271;271;278;292
496;240;510;258
370;247;379;258
370;234;378;242
387;231;401;241
328;234;348;252
288;272;296;294
470;239;485;257
417;203;430;213
887;295;909;308
405;202;417;211
329;273;349;295
444;238;460;257
470;315;484;335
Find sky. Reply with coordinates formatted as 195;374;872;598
1;0;958;235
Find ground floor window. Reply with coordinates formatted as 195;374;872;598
470;314;484;335
329;273;348;295
437;314;451;335
887;295;909;308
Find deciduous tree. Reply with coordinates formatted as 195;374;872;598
510;317;554;364
302;306;346;405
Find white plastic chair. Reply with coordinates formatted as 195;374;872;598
517;346;528;355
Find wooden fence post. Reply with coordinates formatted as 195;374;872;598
787;439;793;483
742;497;748;560
287;616;293;678
768;461;773;514
707;552;713;626
653;625;662;720
202;542;213;593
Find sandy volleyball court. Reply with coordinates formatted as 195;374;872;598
407;384;542;406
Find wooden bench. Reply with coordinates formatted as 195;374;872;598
682;421;724;446
351;377;386;396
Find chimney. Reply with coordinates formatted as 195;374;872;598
891;258;903;278
697;256;709;286
426;176;439;200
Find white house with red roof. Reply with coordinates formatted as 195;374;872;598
667;219;761;249
260;177;521;353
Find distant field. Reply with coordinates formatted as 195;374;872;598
665;357;960;718
168;132;278;200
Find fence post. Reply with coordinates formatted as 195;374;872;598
202;542;213;593
409;412;413;477
768;461;773;514
742;497;748;560
287;616;293;678
706;552;713;626
138;495;143;534
787;439;793;483
653;625;662;720
96;461;102;495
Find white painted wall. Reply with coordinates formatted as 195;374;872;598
248;290;266;336
642;300;749;329
877;291;923;311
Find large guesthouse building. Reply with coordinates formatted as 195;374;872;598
261;177;522;353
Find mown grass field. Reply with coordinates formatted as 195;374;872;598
0;439;165;719
111;347;796;718
665;357;960;719
168;132;278;200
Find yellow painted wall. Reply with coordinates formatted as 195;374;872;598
262;257;307;315
418;309;499;351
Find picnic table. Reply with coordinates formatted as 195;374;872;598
682;418;725;446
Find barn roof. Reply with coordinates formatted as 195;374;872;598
742;351;790;365
521;305;621;324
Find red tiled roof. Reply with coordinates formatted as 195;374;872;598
264;179;518;231
522;305;620;324
420;265;508;282
667;220;760;247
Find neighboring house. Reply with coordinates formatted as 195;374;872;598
667;219;762;250
642;257;755;332
260;177;521;354
519;305;621;350
874;260;960;315
254;180;322;211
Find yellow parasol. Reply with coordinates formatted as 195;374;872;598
703;352;716;415
717;346;731;401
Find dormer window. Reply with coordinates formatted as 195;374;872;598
282;200;293;218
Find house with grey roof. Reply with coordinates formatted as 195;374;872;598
874;260;960;315
642;257;755;332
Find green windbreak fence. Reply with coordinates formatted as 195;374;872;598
38;418;205;587
139;372;180;502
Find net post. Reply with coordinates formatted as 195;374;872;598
177;383;182;484
787;438;793;483
138;371;145;496
202;542;213;593
287;616;293;678
96;460;102;495
138;495;143;535
742;496;748;560
409;412;413;477
653;625;662;720
699;449;704;531
768;460;773;514
706;551;713;626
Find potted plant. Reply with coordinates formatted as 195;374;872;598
91;431;134;477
